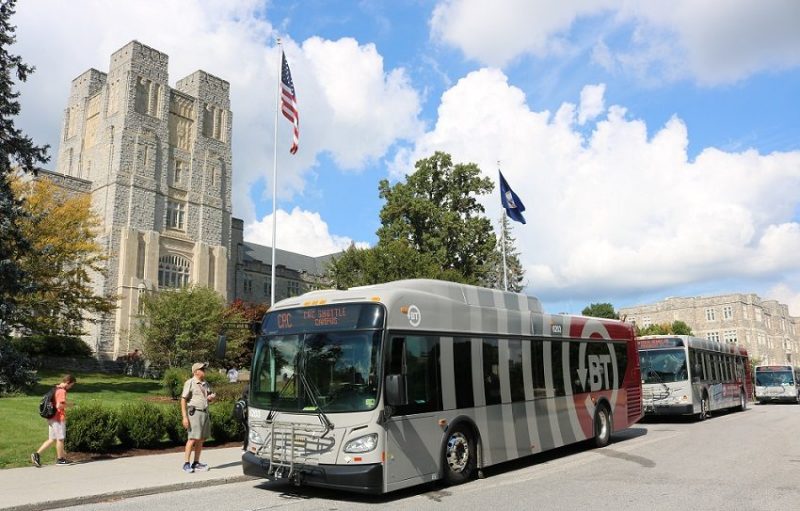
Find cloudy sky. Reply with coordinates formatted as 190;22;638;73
11;0;800;314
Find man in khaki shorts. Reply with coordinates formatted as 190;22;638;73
181;362;215;473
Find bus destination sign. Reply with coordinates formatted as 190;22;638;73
262;303;384;335
638;337;684;350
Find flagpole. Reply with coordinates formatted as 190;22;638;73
270;39;282;309
498;161;508;292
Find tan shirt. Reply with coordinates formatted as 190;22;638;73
181;377;210;409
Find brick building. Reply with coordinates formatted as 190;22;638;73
620;294;800;365
48;41;335;358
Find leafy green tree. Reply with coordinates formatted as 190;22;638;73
327;152;497;288
636;321;693;337
582;303;619;319
137;287;225;368
377;152;496;285
11;177;115;335
671;320;692;335
0;0;49;336
220;299;270;369
483;214;525;292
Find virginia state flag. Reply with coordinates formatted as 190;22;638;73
499;171;526;224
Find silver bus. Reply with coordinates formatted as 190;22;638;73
242;279;643;493
754;365;800;404
638;335;752;419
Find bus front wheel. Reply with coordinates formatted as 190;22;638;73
697;395;710;421
593;405;612;448
738;389;747;411
442;426;476;485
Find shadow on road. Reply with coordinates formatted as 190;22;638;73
249;426;650;504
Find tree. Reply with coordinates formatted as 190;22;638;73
11;177;115;335
483;214;525;292
137;287;226;368
582;303;619;319
221;299;270;369
377;152;496;285
0;0;50;336
636;321;693;337
327;152;497;288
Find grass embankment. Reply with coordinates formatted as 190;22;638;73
0;371;164;469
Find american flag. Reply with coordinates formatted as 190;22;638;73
281;51;299;154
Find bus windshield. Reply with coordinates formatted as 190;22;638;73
251;330;382;413
639;349;688;384
755;370;795;387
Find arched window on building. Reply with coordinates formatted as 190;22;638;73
158;254;191;289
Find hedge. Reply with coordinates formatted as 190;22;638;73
117;401;167;448
11;335;93;358
65;401;120;453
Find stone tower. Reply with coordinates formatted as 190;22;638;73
55;41;232;358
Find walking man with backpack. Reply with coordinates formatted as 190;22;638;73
31;374;77;467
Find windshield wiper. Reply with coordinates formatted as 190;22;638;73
297;346;334;436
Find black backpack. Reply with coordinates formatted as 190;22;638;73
39;386;57;419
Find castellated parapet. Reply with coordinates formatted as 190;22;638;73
54;40;232;359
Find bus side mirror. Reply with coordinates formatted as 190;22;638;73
385;374;407;406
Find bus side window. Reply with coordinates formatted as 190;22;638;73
531;339;546;399
390;335;442;415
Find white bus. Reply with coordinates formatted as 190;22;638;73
242;279;643;493
754;365;800;404
638;335;752;419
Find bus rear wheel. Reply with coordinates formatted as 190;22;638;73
442;426;476;485
593;405;612;448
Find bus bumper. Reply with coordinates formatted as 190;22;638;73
643;403;694;416
242;451;383;494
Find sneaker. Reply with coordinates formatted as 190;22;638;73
182;462;194;473
31;452;41;467
56;458;72;466
191;461;209;472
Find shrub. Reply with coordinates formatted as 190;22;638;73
162;367;187;399
212;381;247;402
210;400;244;443
11;335;93;358
163;403;188;444
65;401;119;453
204;369;226;387
117;401;167;448
0;339;38;395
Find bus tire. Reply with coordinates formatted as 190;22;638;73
593;405;612;448
697;394;710;421
738;389;747;411
442;425;476;485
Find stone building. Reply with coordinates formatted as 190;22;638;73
50;41;335;359
620;294;800;365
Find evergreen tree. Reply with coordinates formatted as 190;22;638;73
0;0;50;335
582;302;619;319
483;214;525;292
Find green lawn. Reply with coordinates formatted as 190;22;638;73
0;371;167;469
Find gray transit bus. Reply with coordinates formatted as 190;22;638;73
638;335;752;418
242;279;643;493
754;365;800;404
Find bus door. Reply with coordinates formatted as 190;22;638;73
384;335;443;488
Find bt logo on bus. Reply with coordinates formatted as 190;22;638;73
407;305;421;327
577;353;612;391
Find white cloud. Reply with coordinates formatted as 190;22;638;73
767;283;800;317
244;207;369;257
398;68;800;301
13;0;421;224
431;0;800;84
578;84;605;125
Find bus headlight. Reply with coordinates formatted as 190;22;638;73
249;429;264;445
344;433;378;453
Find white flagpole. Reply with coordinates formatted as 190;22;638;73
498;161;508;291
270;39;282;308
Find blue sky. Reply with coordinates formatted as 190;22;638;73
12;0;800;314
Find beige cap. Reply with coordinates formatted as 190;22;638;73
191;362;208;373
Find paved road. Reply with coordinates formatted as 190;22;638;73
72;403;799;511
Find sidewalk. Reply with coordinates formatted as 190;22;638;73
1;446;254;511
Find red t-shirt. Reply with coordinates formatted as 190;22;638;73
53;387;67;422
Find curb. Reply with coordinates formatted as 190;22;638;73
3;474;256;511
